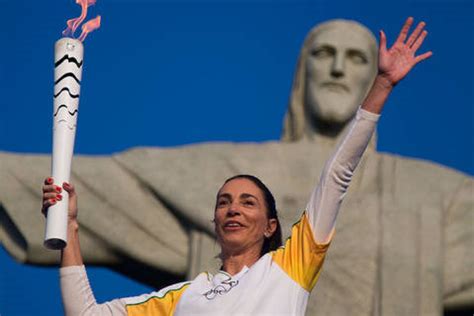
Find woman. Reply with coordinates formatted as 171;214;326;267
42;17;431;315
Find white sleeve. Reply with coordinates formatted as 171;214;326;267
60;265;128;316
307;108;380;244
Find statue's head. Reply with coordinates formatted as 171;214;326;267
282;20;378;141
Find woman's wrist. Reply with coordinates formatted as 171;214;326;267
374;74;395;91
361;75;394;114
61;219;83;267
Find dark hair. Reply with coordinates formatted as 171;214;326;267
220;174;283;256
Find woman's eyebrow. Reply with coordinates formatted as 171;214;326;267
217;193;232;200
240;193;258;200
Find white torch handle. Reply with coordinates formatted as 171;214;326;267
44;38;84;250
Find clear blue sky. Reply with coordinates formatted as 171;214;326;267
1;0;472;315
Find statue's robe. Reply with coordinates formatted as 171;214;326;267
0;140;472;315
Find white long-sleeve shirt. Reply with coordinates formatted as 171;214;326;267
60;108;379;315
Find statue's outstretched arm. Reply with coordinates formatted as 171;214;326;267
0;152;189;288
443;176;474;309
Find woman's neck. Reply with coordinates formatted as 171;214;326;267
221;246;261;276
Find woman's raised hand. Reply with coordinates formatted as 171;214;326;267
42;177;78;222
378;17;433;86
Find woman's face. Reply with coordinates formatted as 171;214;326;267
214;178;277;255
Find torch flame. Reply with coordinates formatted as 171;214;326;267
78;16;101;42
62;0;101;42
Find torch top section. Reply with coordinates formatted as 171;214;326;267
55;38;84;60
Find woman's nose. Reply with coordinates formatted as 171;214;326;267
227;205;240;217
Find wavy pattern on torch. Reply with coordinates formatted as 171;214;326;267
54;104;79;117
54;87;80;99
57;119;77;130
54;54;83;68
55;72;81;85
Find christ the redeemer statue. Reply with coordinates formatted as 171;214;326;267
0;19;472;315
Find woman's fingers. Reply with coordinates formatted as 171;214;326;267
41;189;63;216
411;30;428;52
62;182;75;196
41;178;79;220
43;184;62;193
43;177;62;193
395;17;413;44
42;177;66;216
43;185;55;193
415;51;433;64
406;21;426;47
42;198;57;216
379;30;388;54
62;182;79;219
43;192;62;201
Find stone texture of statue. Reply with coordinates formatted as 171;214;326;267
0;19;472;315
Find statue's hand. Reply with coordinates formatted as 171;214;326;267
378;17;432;86
42;177;78;223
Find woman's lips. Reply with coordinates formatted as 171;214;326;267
223;221;244;231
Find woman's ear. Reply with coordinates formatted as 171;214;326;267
265;218;278;237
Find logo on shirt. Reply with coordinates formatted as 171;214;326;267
203;277;239;300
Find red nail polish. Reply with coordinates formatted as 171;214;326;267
57;194;62;200
56;186;62;193
47;177;53;184
50;198;56;203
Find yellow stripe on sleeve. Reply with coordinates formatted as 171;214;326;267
271;212;331;292
126;283;190;316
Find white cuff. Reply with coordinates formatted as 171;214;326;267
357;107;381;122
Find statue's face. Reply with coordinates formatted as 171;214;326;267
304;24;376;124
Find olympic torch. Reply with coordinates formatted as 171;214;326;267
44;0;101;250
